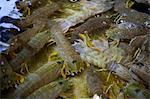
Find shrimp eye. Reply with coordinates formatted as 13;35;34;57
69;0;79;3
59;81;63;85
72;60;77;64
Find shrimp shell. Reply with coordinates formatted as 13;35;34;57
26;79;71;99
71;17;113;42
106;25;149;41
106;61;132;81
17;2;60;28
86;66;103;96
8;18;48;52
130;64;150;89
10;30;51;71
127;35;146;56
11;61;62;98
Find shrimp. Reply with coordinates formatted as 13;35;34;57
27;79;72;99
8;18;48;52
71;17;113;42
86;66;103;96
10;30;51;71
11;60;62;98
17;2;60;28
51;23;84;76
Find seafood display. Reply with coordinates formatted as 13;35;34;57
0;0;150;98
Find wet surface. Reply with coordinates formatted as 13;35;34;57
0;0;21;52
0;0;22;19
